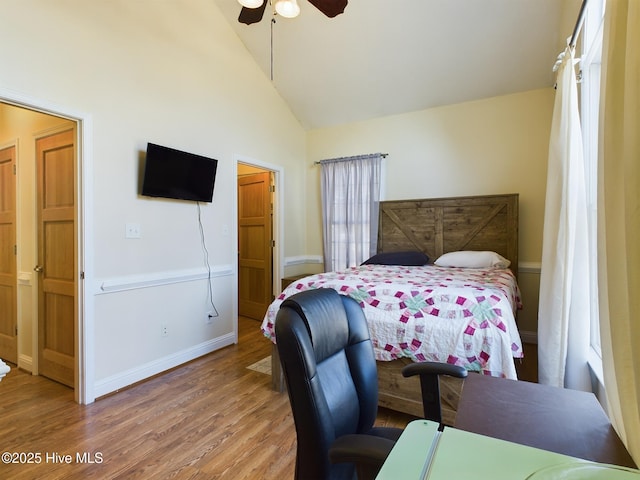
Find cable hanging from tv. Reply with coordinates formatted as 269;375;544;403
197;202;220;318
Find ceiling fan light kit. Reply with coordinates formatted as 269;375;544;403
274;0;300;18
238;0;264;7
237;0;347;24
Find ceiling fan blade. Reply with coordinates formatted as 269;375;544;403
238;1;268;25
308;0;348;18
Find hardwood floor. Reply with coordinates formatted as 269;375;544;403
0;317;415;479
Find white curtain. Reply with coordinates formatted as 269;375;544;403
538;45;592;391
320;154;382;272
597;0;640;463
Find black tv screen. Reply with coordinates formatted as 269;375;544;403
141;143;218;203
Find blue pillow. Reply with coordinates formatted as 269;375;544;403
361;251;429;266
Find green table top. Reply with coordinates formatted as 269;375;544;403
376;420;640;480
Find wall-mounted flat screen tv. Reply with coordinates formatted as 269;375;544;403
141;143;218;203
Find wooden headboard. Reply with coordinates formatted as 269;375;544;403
377;194;519;278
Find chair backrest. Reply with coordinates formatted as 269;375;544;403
275;288;379;480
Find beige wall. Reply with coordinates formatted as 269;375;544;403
1;1;552;397
0;0;307;400
305;88;554;336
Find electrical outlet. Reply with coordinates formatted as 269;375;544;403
161;323;168;337
205;311;214;324
125;223;141;239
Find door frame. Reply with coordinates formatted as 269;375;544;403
0;89;93;404
234;155;283;312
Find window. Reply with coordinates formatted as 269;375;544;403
579;0;605;359
320;154;383;272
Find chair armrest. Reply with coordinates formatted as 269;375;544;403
401;361;467;424
401;361;468;379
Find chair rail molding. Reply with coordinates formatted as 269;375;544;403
519;262;542;274
95;265;234;295
284;255;323;266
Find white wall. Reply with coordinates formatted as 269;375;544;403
306;88;555;335
0;0;307;401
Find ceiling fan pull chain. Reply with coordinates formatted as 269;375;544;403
270;15;276;82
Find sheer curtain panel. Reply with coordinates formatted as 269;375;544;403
320;154;382;272
538;45;593;391
597;0;640;464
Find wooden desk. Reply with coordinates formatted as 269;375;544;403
455;374;636;468
377;420;640;480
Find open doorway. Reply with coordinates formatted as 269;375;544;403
237;160;282;322
0;100;84;400
237;164;274;320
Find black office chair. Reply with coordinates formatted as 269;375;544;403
275;288;467;480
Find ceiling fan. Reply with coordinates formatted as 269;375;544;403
237;0;348;25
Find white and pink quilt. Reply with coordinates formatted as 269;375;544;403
261;264;524;379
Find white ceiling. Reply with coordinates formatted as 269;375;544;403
214;0;583;130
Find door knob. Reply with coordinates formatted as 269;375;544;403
34;265;44;273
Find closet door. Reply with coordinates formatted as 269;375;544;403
238;171;273;320
36;129;76;387
0;145;17;364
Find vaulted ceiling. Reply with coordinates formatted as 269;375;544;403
214;0;582;129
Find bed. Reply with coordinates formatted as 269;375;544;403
262;193;522;424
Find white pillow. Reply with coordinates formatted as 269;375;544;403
434;251;511;269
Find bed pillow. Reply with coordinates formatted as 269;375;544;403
434;250;511;269
361;251;429;266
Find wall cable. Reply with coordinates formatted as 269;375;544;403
197;202;219;318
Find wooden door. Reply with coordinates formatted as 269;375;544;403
238;172;273;320
36;129;76;387
0;145;17;364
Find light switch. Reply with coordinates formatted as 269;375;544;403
125;223;141;239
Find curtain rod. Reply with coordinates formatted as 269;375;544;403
552;0;588;72
569;0;588;48
314;152;388;165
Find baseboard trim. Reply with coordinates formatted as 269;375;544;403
93;332;235;398
18;354;33;373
